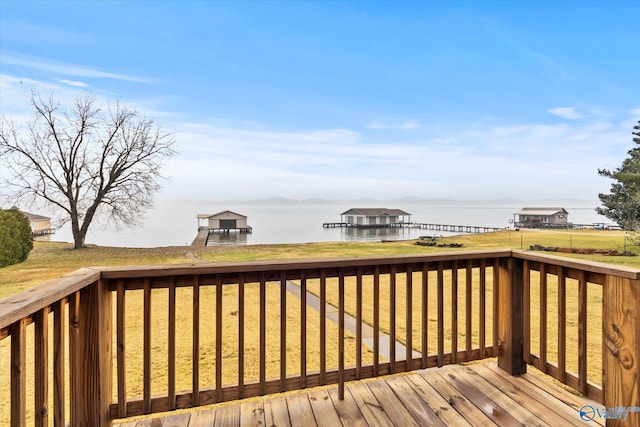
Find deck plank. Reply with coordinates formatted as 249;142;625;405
307;388;343;426
366;380;421;427
478;363;587;426
264;395;291;427
403;373;473;426
239;399;267;427
187;407;216;427
160;413;191;427
451;367;549;426
327;385;368;427
347;380;395;426
286;392;318;427
115;362;602;427
420;369;498;427
214;403;241;427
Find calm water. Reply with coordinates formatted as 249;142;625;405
51;199;609;247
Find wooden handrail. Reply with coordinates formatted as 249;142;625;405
1;249;638;426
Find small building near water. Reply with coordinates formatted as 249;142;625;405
514;207;569;228
197;210;252;233
20;211;55;238
339;208;411;228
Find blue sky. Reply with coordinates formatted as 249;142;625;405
1;0;639;202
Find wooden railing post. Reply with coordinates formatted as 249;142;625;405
71;279;113;426
603;276;639;427
497;257;526;375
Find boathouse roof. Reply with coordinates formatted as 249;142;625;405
341;208;411;216
197;210;248;219
19;211;51;222
515;207;568;216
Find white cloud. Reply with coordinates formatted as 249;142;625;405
630;108;640;118
2;53;155;83
55;78;89;88
547;107;583;120
367;120;420;131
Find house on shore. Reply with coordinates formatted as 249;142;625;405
514;207;569;228
197;210;252;234
339;208;411;228
20;211;55;237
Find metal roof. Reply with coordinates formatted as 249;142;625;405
340;208;411;216
198;210;248;219
515;208;568;216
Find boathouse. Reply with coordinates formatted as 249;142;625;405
20;210;55;237
197;210;252;233
515;207;569;228
340;208;411;227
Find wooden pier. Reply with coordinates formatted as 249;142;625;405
323;222;502;233
207;226;252;234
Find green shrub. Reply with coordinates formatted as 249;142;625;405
0;208;34;267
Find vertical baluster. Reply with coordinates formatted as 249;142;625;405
373;266;380;376
117;280;127;417
10;318;27;427
406;264;413;371
578;270;587;394
35;307;49;427
143;279;151;413
53;299;65;426
238;273;245;399
320;270;326;383
465;260;472;361
68;291;79;420
300;271;307;388
437;262;444;367
216;275;223;402
356;267;363;379
338;270;345;400
421;262;429;368
451;260;458;363
192;275;200;406
390;265;396;373
280;272;287;392
523;260;531;364
493;259;499;358
557;267;566;384
168;277;176;410
540;263;548;373
259;274;266;395
479;260;486;357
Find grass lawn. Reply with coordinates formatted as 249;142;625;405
0;228;635;424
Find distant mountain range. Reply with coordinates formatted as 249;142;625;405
198;196;599;208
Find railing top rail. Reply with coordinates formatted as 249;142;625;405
96;249;514;279
0;267;101;330
512;249;640;279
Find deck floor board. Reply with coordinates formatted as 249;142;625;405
115;362;599;427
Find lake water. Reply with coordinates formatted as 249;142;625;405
50;198;609;248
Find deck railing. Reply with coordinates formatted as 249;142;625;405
0;249;638;426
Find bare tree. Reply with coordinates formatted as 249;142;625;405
0;91;176;248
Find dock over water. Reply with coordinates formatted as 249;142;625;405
323;222;503;233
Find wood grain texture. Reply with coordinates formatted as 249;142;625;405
603;275;639;427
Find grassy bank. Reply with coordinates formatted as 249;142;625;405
1;229;634;300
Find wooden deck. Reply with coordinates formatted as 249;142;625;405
116;361;603;427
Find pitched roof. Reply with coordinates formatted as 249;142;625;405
341;208;411;216
202;210;248;219
19;211;51;221
515;208;568;216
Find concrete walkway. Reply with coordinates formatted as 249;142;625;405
285;281;421;361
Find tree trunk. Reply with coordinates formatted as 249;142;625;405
70;213;86;249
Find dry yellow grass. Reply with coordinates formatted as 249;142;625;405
0;228;634;424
